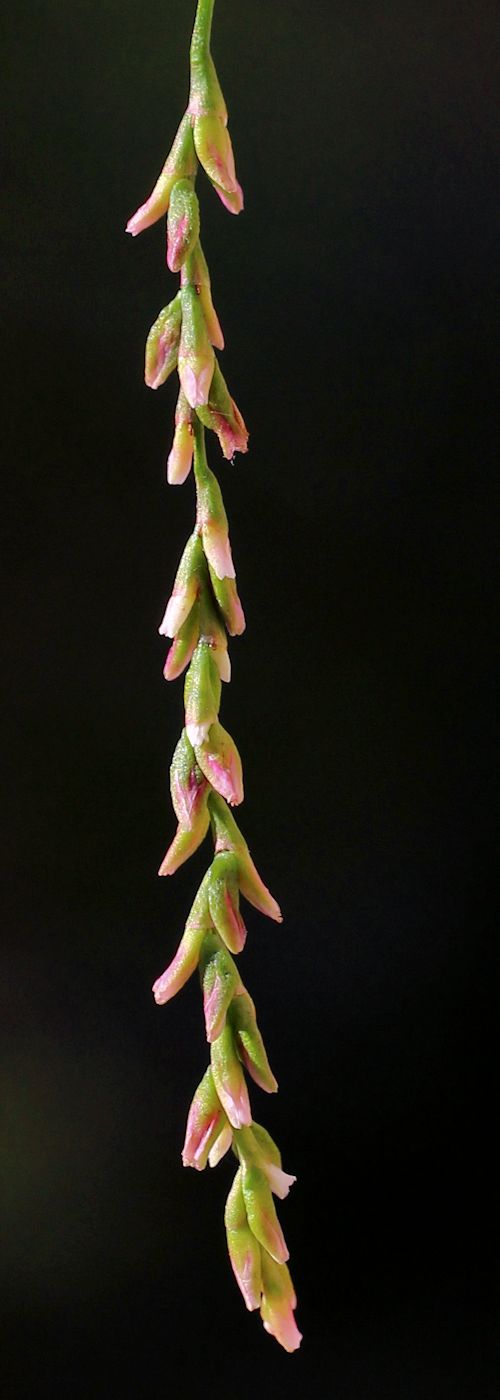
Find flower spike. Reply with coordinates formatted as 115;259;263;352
128;0;299;1352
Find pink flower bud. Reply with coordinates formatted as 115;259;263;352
224;1168;263;1312
163;602;199;681
193;114;243;214
195;721;244;807
230;991;278;1095
208;793;283;923
182;1065;230;1171
159;531;205;639
166;178;200;272
152;918;207;1005
198;589;230;684
260;1254;302;1354
126;113;196;236
184;641;221;748
181;241;224;350
210;1023;252;1129
207;851;247;954
199;932;241;1043
178;286;215;409
167;389;195;486
169;729;208;828
197;362;248;459
241;1164;289;1266
207;567;246;637
158;798;210;876
144;293;182;390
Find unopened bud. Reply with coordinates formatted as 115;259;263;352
178;286;215;409
210;1022;252;1129
195;720;244;807
184;640;221;747
230;991;278;1094
193;114;243;214
166;178;200;272
181;242;224;349
199;931;241;1043
126;113;197;236
169;729;208;828
158;792;210;876
152;896;209;1005
208;792;283;923
260;1252;302;1353
224;1168;263;1311
198;588;230;683
207;566;246;637
144;293;182;390
207;851;247;954
240;1164;289;1265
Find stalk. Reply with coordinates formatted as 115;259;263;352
127;0;301;1353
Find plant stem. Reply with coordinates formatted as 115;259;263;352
191;0;215;65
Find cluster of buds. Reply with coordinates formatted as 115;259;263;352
127;0;301;1352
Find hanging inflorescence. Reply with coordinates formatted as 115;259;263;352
127;0;301;1352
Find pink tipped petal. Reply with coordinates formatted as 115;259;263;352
182;1065;228;1172
262;1304;303;1354
211;1024;252;1129
224;1170;263;1311
152;921;206;1005
237;851;282;922
158;807;210;876
195;722;244;807
213;180;244;215
126;113;196;236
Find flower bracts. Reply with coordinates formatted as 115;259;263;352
127;0;301;1352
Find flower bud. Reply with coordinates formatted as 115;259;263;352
260;1253;302;1353
224;1168;263;1311
178;286;215;409
197;362;248;459
158;791;210;876
193;114;244;214
184;640;221;747
169;729;208;827
181;242;224;350
166;178;200;272
163;601;200;680
152;878;211;1003
230;991;278;1094
166;387;195;486
210;1022;252;1129
195;458;235;581
126;113;197;236
144;293;182;390
195;720;244;807
207;566;246;637
207;851;247;954
199;931;241;1043
240;1164;289;1265
159;530;205;639
182;1065;230;1171
198;588;230;683
208;792;283;923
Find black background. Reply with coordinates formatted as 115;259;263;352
3;1;498;1395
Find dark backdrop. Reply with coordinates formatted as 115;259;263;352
3;1;498;1396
